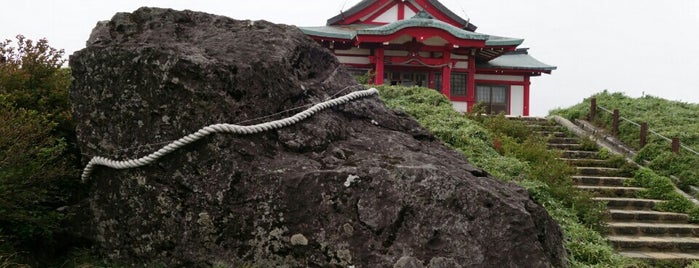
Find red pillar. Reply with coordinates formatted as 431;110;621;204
441;51;451;99
523;76;531;116
397;2;405;20
374;47;385;85
467;55;476;111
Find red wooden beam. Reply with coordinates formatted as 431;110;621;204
467;54;476;111
382;43;452;52
441;51;451;99
334;0;393;25
476;68;550;76
405;1;419;13
374;47;385;85
385;55;450;66
365;1;399;23
474;79;528;86
411;0;464;28
523;76;530;116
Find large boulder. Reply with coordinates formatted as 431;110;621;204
69;7;567;267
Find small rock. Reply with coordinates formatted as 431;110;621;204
428;257;462;268
341;223;354;236
290;233;308;246
394;256;425;268
344;174;359;187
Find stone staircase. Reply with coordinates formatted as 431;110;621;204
513;117;699;264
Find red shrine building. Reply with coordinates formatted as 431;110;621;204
300;0;555;116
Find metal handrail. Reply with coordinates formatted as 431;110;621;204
597;104;699;156
598;105;640;127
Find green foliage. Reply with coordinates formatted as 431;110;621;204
0;251;30;268
378;85;529;181
0;35;82;263
353;70;375;84
376;85;625;267
0;98;78;251
626;168;696;217
636;143;699;192
578;137;599;151
56;248;115;268
597;148;611;159
551;90;699;191
0;35;73;136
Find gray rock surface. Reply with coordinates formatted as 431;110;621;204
69;7;567;267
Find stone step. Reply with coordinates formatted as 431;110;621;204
547;143;582;150
536;131;568;138
619;251;699;265
609;235;699;253
528;124;564;132
608;222;699;237
560;158;621;168
577;167;631;177
576;185;644;198
593;197;663;210
507;117;548;123
572;176;629;187
609;209;689;224
547;137;580;144
519;122;557;128
561;150;599;159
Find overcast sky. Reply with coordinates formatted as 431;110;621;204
3;0;699;116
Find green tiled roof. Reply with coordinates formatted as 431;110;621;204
479;49;556;71
301;13;523;47
356;18;488;40
301;22;524;48
299;26;358;40
485;35;524;47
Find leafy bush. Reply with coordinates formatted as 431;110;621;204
0;35;73;136
0;97;79;251
626;168;696;219
353;70;375;84
0;35;84;264
376;85;627;267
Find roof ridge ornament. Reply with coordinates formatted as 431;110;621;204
413;10;434;19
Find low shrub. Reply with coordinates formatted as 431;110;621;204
626;168;697;219
0;98;79;253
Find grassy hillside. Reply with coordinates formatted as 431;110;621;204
376;85;639;267
551;91;699;192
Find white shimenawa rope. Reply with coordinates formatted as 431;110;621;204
80;88;379;182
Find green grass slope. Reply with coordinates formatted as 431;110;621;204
551;91;699;193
